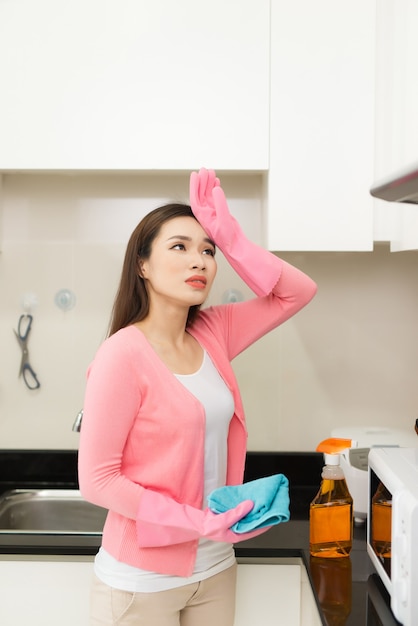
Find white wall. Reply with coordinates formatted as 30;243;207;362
1;174;417;450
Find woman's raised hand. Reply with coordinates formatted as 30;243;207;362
189;167;234;247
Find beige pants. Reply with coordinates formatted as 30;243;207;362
89;563;237;626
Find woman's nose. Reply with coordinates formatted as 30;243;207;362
191;252;206;269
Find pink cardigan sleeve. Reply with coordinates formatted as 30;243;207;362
196;258;317;360
77;336;145;520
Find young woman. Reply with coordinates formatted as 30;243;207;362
78;168;317;625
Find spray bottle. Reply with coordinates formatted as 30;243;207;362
310;438;354;558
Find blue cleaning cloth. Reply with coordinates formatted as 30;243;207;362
207;474;290;533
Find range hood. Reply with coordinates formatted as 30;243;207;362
370;163;418;204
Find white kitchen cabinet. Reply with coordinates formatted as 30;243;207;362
373;0;418;251
235;558;322;626
265;1;376;251
0;0;269;172
0;556;321;626
0;556;94;626
374;0;418;184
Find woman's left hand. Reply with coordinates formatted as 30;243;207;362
189;168;235;248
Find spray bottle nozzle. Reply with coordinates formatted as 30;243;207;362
316;437;353;455
316;438;356;466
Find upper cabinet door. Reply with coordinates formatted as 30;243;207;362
0;0;270;171
374;0;418;182
373;0;418;251
265;1;376;251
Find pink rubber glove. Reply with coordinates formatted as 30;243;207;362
189;168;282;296
136;489;262;548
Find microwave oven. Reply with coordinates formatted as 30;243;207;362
367;447;418;626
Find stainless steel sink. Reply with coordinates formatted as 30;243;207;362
0;489;107;534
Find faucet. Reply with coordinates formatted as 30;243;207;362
72;409;83;432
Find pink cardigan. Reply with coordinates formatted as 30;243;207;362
78;259;316;576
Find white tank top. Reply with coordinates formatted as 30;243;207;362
94;350;236;592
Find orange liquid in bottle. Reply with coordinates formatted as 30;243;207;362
310;478;353;558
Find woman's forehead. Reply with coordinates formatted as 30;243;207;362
158;215;209;240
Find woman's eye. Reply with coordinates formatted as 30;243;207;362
171;243;185;250
203;248;215;256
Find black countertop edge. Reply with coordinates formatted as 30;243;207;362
0;545;99;557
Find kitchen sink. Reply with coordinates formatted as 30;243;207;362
0;489;107;534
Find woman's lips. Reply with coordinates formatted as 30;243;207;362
186;275;207;289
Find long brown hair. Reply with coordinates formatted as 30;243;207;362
108;203;202;337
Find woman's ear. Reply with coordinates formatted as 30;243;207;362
137;257;148;280
137;257;145;278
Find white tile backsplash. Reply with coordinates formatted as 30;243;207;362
1;174;418;450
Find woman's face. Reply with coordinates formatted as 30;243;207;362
140;216;217;310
